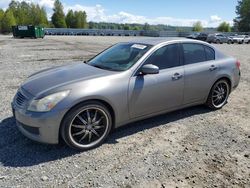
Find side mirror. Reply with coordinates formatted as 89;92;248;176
141;64;159;75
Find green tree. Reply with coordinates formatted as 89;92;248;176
7;1;48;26
234;0;250;31
66;10;88;28
74;11;88;28
217;22;231;32
51;0;66;28
1;9;16;33
192;21;203;32
124;24;131;30
29;4;48;26
143;23;150;30
66;9;74;28
0;9;4;32
0;9;4;19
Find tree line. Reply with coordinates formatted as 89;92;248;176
0;0;249;33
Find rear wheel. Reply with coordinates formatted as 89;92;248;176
61;101;112;150
206;79;230;110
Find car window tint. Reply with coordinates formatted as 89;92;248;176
205;46;215;61
144;44;180;70
182;43;206;65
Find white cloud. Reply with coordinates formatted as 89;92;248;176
210;15;222;23
39;0;54;9
0;1;232;27
64;4;210;27
64;4;107;22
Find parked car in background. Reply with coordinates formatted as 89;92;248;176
187;33;200;39
231;35;246;44
244;35;250;44
206;33;233;44
187;33;208;41
12;38;241;150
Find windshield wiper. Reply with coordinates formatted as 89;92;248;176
91;64;115;71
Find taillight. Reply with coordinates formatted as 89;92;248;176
236;60;240;69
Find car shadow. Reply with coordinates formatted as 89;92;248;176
0;105;211;167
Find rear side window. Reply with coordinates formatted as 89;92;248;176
204;46;215;61
144;44;180;70
182;43;206;64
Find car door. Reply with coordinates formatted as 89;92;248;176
221;34;228;43
128;43;184;118
181;43;218;104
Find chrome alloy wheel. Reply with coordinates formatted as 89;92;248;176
69;107;109;148
211;80;229;108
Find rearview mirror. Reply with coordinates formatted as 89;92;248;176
141;64;159;75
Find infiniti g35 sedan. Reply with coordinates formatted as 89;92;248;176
12;38;241;150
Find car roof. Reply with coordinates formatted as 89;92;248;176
128;37;208;46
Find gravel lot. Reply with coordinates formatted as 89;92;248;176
0;35;249;188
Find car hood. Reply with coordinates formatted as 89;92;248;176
21;63;115;96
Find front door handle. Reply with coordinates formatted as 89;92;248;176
209;65;217;71
172;73;182;80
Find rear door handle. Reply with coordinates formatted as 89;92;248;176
209;65;217;71
172;73;183;80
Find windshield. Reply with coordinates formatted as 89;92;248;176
88;43;152;71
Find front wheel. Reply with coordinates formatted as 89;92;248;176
60;101;112;150
206;79;230;110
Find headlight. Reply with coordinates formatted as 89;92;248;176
28;90;70;112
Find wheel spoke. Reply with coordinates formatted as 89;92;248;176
93;125;104;130
86;110;91;123
213;94;219;98
79;131;88;142
88;132;92;142
77;115;87;125
92;110;97;123
214;97;220;102
91;129;100;137
72;124;85;129
93;116;104;126
72;129;86;136
214;90;220;94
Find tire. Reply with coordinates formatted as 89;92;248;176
60;101;112;150
206;79;230;110
216;39;220;44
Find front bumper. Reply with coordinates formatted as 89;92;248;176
12;102;67;144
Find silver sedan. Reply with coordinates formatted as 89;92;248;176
12;38;241;150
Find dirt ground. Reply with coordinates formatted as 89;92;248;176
0;35;249;187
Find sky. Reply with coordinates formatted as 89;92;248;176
0;0;238;27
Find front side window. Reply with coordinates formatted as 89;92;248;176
88;43;152;71
182;43;206;65
144;44;180;70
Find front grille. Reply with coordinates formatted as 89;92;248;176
15;91;27;107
